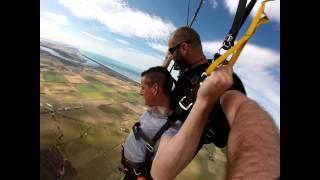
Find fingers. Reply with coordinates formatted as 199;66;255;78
163;52;173;68
209;65;233;86
197;65;234;102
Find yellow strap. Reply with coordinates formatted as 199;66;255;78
205;0;271;75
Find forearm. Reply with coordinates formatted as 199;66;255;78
227;100;280;180
151;99;215;180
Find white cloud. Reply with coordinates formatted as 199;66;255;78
40;12;70;41
210;0;219;9
58;0;176;41
127;47;138;52
42;12;68;25
80;31;109;42
147;42;168;53
40;10;164;76
41;25;162;73
224;0;280;22
202;40;280;129
115;38;129;45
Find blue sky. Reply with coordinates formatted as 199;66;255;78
40;0;280;129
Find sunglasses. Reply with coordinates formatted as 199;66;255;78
168;40;191;54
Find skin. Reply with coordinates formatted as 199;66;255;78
151;66;234;180
153;28;280;179
221;91;280;180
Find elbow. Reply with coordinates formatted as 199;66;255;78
151;170;173;180
150;166;159;180
150;166;164;180
151;159;174;180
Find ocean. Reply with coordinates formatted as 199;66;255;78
40;45;142;83
80;50;142;83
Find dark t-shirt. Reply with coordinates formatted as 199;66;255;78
172;61;246;148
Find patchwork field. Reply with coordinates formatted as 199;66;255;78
40;41;228;180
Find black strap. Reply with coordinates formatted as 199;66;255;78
132;122;154;147
222;0;257;50
240;0;257;28
120;146;150;179
228;0;247;39
151;120;174;144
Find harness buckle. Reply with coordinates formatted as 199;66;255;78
132;123;140;140
145;143;154;153
118;165;128;173
222;34;234;50
133;168;142;176
206;128;215;138
179;96;193;111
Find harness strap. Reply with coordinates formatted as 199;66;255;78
223;0;257;50
206;0;270;75
133;122;155;152
121;146;147;175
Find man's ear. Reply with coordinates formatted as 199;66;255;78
180;42;189;56
152;83;159;96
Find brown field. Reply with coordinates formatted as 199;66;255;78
64;74;89;84
41;82;78;94
40;43;228;180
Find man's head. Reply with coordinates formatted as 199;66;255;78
168;26;204;68
140;66;174;106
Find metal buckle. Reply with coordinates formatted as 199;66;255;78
118;165;128;173
199;72;207;86
201;72;207;78
133;168;142;176
133;123;140;140
222;34;234;49
179;96;193;111
145;143;154;153
206;129;215;138
224;34;233;42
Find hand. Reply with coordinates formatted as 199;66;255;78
197;65;233;103
162;51;173;67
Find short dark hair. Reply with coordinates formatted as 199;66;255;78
171;26;202;47
141;66;174;97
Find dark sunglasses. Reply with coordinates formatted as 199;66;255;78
168;40;191;54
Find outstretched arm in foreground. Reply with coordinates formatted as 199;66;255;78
151;66;234;180
221;90;280;180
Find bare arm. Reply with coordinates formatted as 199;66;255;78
221;91;280;180
151;99;214;180
151;66;233;180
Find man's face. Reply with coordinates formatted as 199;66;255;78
140;76;156;106
168;38;188;69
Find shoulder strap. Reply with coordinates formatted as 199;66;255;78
222;0;257;50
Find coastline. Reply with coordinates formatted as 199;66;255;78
82;54;140;86
40;45;140;86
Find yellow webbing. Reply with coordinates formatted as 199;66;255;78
205;0;271;75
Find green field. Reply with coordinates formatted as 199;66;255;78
117;90;143;104
75;76;113;99
43;71;67;83
40;51;228;180
125;91;144;104
177;147;227;180
98;103;134;120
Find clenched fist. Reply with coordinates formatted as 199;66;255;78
197;65;234;104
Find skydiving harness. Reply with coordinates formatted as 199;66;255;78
121;0;271;178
